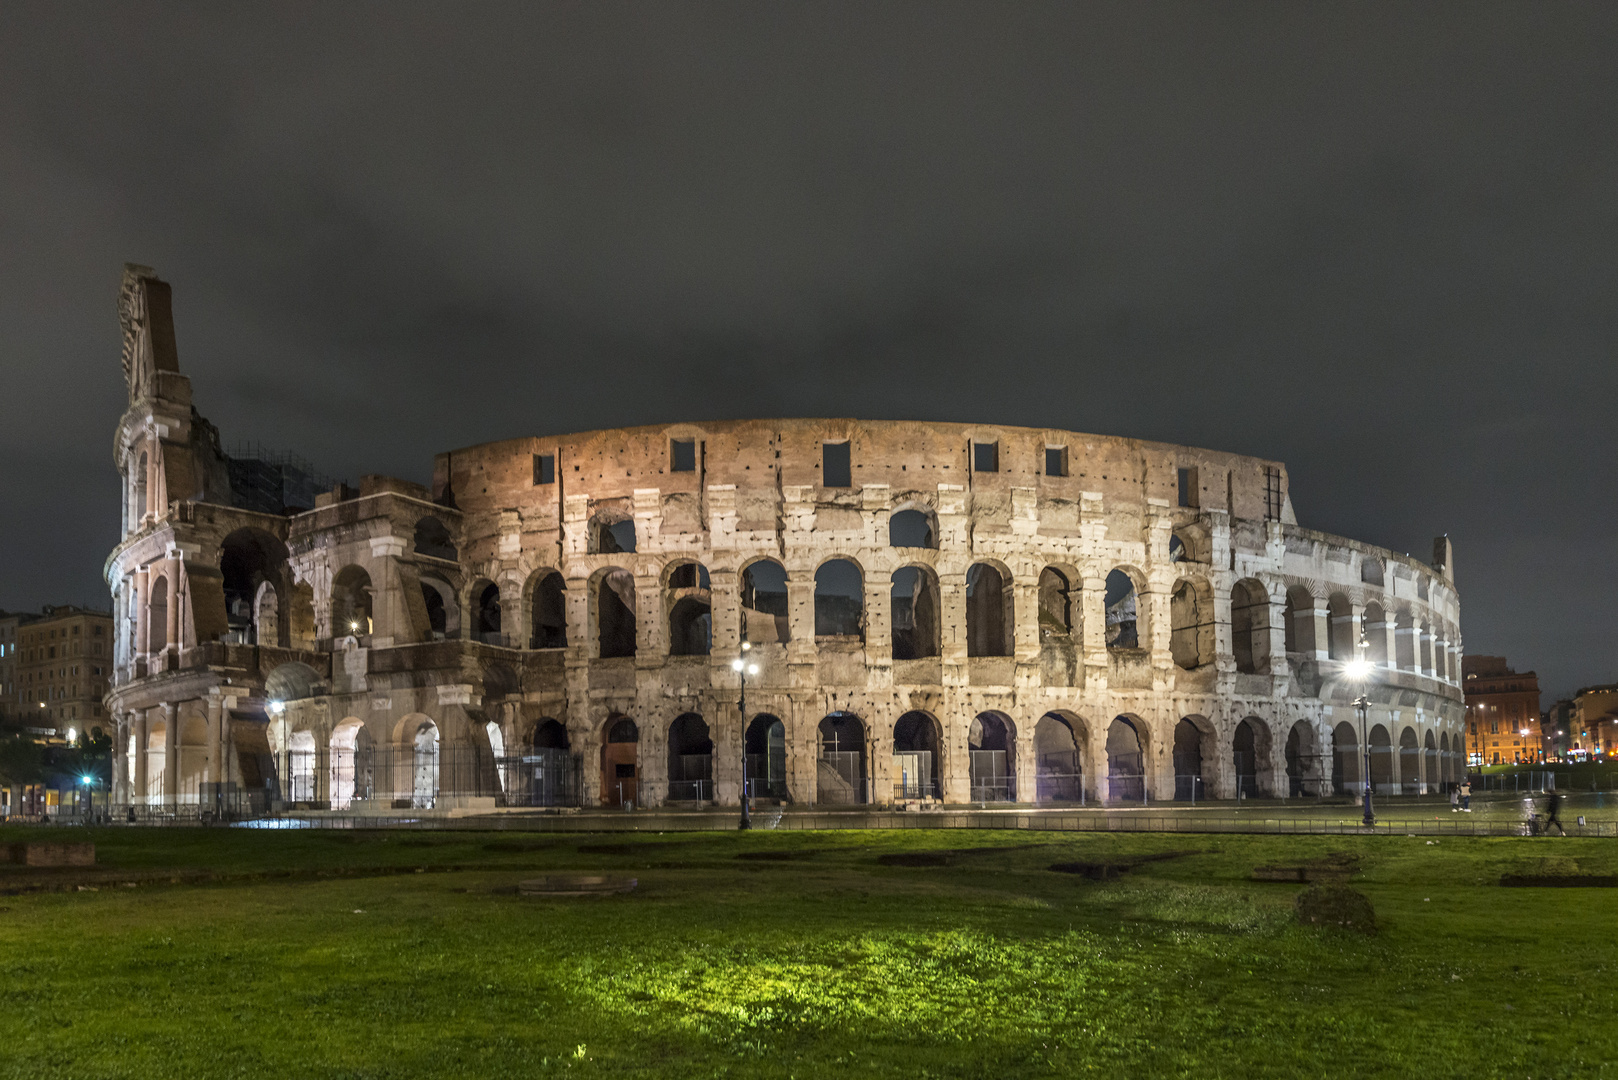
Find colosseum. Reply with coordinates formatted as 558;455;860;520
106;266;1465;815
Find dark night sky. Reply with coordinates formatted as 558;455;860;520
1;3;1613;699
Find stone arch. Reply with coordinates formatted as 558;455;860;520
1105;715;1146;801
1105;569;1144;650
965;561;1013;657
1332;721;1361;795
601;714;639;806
419;575;459;640
147;573;169;653
1169;576;1214;670
1368;723;1394;795
1284;585;1317;655
813;559;864;639
1232;716;1273;797
892;710;941;799
254;580;280;647
595;567;637;658
1037;567;1074;639
134;450;149;521
265;661;322;703
745;713;789;799
1284;720;1320;797
388;713;439;809
817;712;867;804
331;565;374;638
1438;731;1452;787
1363;600;1389;665
526;569;566;649
1034;710;1084;802
144;713;166;801
178;709;209;804
1400;726;1421;794
740;557;789;644
968;711;1016;801
412;515;458;561
590;513;637;555
665;561;712;657
1172;715;1215;800
1326;592;1353;661
466;578;501;643
1230;578;1271;674
286;728;317;803
666;712;713;801
889;506;937;549
1394;610;1415;670
890;564;941;659
219;528;289;646
1423;729;1439;794
329;717;372;809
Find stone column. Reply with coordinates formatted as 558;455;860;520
1308;600;1329;661
165;560;181;652
112;713;129;805
133;709;150;804
864;570;892;666
134;567;150;659
205;694;224;789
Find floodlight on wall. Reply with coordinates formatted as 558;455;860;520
267;700;285;716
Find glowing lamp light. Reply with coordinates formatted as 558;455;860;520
81;775;93;785
1344;658;1373;681
349;621;359;632
267;700;285;716
66;727;76;742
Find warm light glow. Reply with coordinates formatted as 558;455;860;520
741;641;752;652
748;664;759;676
66;727;76;742
731;659;744;672
1344;658;1373;681
349;621;359;632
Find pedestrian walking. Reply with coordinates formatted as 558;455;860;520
1460;779;1472;812
1450;784;1460;812
1544;792;1567;836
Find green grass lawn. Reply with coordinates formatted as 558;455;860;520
0;825;1613;1079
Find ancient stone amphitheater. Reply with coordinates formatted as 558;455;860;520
106;266;1465;814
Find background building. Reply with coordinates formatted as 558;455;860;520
1463;656;1542;765
7;605;114;739
1571;685;1618;758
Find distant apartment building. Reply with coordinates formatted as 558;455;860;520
1571;685;1618;758
1543;698;1576;760
4;605;115;738
1463;656;1542;765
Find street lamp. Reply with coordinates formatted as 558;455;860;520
1344;637;1376;827
731;642;759;830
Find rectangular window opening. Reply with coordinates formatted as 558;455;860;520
533;453;555;485
972;441;999;473
671;439;697;473
1045;446;1067;477
822;441;851;487
1263;466;1282;520
1177;467;1199;508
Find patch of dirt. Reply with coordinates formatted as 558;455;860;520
1500;875;1617;888
1253;851;1361;883
1049;850;1206;881
734;849;825;862
1295;884;1376;934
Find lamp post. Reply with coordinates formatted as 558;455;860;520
731;642;758;830
1346;637;1375;827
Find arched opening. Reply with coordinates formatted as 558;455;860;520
1284;586;1316;655
890;566;940;659
1368;723;1394;795
1361;557;1384;587
889;508;936;548
1439;731;1452;787
254;581;279;647
968;712;1015;801
529;571;566;648
419;577;458;640
220;529;288;646
410;719;439;809
1173;718;1207;801
520;719;575;807
474;581;502;644
892;711;940;799
147;575;169;653
1418;623;1433;676
1285;721;1317;797
1424;730;1439;793
817;712;866;804
667;563;712;657
814;560;863;639
1363;602;1389;666
1326;593;1353;661
601;716;638;807
592;517;637;555
1231;579;1270;674
265;661;322;703
598;569;637;658
135;451;148;522
1034;712;1082;802
1394;611;1415;670
1232;718;1268;797
330;719;372;809
331;566;374;638
486;720;508;796
1106;716;1145;801
413;516;457;561
1332;722;1361;795
144;716;166;801
667;713;714;801
1400;727;1421;795
1105;570;1139;650
965;563;1011;657
740;559;789;644
288;581;316;650
1038;568;1072;639
178;712;208;804
1169;532;1188;563
287;730;317;803
1169;578;1213;669
744;714;788;799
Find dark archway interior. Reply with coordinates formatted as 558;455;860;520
889;508;935;548
1173;719;1204;800
530;572;566;648
814;560;863;637
1105;570;1138;649
413;516;457;561
598;570;636;658
890;566;940;659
